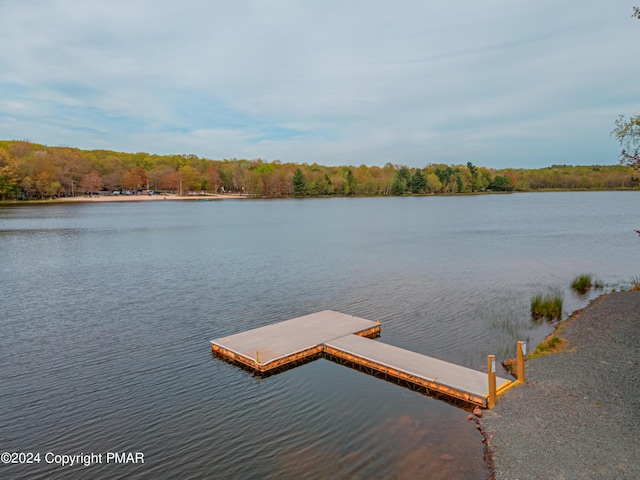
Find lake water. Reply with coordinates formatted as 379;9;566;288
1;192;638;479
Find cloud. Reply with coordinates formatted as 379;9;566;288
0;0;638;168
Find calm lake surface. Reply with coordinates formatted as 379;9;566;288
1;192;638;479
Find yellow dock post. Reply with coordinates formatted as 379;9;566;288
517;341;526;383
487;355;497;409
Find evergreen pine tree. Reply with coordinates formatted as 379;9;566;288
292;168;307;197
410;170;427;194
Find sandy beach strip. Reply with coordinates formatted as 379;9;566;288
50;193;249;202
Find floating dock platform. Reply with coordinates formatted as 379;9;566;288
324;334;512;407
211;310;515;408
210;310;380;373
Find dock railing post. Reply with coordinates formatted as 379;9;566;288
517;341;526;384
487;355;497;409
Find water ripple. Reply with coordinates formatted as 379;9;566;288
2;193;638;479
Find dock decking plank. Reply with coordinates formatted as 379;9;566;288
210;310;379;365
324;334;511;399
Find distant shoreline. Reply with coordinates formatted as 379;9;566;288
0;193;251;204
0;189;637;205
60;193;250;202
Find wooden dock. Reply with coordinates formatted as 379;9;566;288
324;334;512;408
210;310;380;373
211;310;515;408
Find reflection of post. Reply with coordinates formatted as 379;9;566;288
487;355;497;409
517;341;526;383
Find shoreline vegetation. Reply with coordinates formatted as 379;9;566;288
2;188;638;206
0;140;638;201
507;274;637;374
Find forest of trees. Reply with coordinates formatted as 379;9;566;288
0;140;637;200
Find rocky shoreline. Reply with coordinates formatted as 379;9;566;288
480;291;640;479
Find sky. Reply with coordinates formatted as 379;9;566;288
0;1;638;169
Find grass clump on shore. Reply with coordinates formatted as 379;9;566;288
531;291;563;320
630;276;640;291
571;273;593;294
528;335;566;359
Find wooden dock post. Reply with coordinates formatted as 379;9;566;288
517;341;526;383
487;355;497;409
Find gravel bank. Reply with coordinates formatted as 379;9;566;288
480;291;640;480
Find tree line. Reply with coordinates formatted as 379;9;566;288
0;140;637;201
